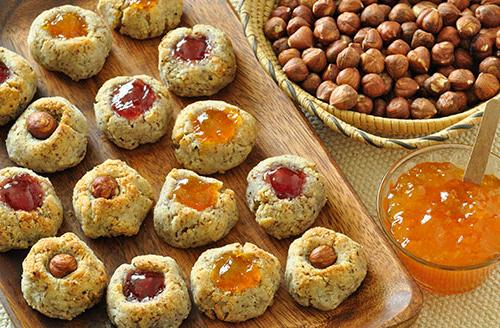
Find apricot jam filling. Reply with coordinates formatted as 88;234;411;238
111;79;157;120
172;176;220;211
123;270;165;302
265;166;306;199
174;35;210;61
384;162;500;267
43;12;88;39
0;174;44;212
191;108;241;144
129;0;157;10
210;252;261;292
0;62;9;84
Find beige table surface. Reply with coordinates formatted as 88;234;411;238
1;115;499;327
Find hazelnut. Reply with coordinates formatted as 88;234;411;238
431;41;455;66
278;0;300;9
412;2;437;18
424;73;451;95
329;84;358;110
496;28;500;49
401;22;418;44
49;254;78;278
292;5;314;25
264;17;287;41
336;46;360;69
271;6;293;21
362;73;386;97
470;33;494;61
309;245;337;269
414;74;430;89
362;29;383;50
386;97;411;119
337;12;361;36
466;89;480;107
454;48;474;69
26;111;58;140
283;57;309;82
385;54;409;79
316;80;337;101
436;91;468;116
312;0;336;17
411;29;435;48
322;64;340;81
380;72;393;95
326;39;348;62
395;77;420;97
475;4;500;27
377;21;401;42
456;15;481;38
437;3;461;26
389;4;416;23
447;0;469;11
361;4;385;27
272;37;289;55
91;175;119;199
288;26;313;49
287;16;310;35
302;73;322;94
411;98;437;119
437;65;456;77
337;67;361;90
373;98;387;116
408;46;431;73
360;48;385;73
300;0;317;8
387;39;410;55
474;72;500;100
278;48;301;66
417;8;443;34
448;69;476;90
349;43;363;56
479;56;500;79
354;27;370;44
338;0;364;14
302;48;327;72
378;4;392;19
437;26;460;47
355;95;374;114
314;17;340;44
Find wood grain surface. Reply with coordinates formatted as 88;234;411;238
0;0;423;327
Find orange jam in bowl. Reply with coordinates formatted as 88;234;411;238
191;108;241;144
171;176;221;211
43;12;88;39
378;144;500;294
210;252;261;292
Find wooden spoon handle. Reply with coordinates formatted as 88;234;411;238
463;98;500;185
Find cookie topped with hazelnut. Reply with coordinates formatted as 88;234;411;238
28;5;112;81
6;97;89;173
154;168;238;248
191;242;281;322
72;159;154;239
0;47;37;126
97;0;182;39
172;100;257;174
107;254;191;328
21;232;108;320
94;75;176;150
158;24;237;97
246;155;326;239
285;227;367;311
0;167;63;252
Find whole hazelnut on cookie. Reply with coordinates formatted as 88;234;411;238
309;245;337;269
91;176;119;199
26;111;57;140
49;254;78;278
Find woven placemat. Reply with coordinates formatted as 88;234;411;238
1;118;498;327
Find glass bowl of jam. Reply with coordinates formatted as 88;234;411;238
377;144;500;295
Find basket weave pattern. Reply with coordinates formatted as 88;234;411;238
231;0;498;149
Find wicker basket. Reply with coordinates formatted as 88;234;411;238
230;0;499;149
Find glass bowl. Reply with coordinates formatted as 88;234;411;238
377;144;500;295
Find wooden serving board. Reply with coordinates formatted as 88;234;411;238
0;0;423;327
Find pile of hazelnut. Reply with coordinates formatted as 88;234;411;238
264;0;500;119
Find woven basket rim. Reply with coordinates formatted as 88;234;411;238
232;0;498;149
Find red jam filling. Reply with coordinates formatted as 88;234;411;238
123;270;165;302
43;12;88;39
111;79;157;120
0;62;9;84
0;174;44;211
174;36;210;61
265;167;306;199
